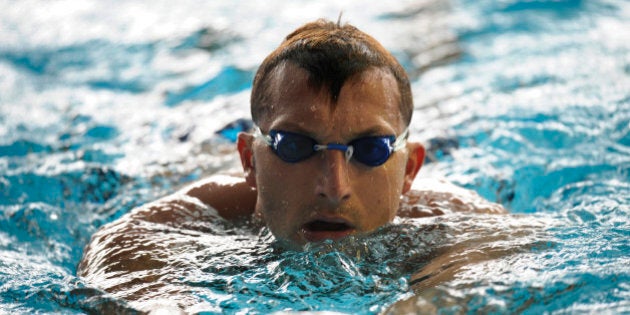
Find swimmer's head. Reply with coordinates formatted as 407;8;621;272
250;19;413;127
239;19;425;249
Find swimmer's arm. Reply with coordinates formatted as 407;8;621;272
386;241;518;313
77;175;256;312
398;178;507;217
78;175;256;272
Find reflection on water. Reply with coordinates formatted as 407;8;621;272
0;0;629;313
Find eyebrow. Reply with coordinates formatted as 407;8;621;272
268;122;312;136
268;122;397;142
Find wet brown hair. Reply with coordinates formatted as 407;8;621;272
250;19;413;126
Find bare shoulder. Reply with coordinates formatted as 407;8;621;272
77;174;257;310
78;174;256;275
398;178;507;218
183;174;256;221
111;174;256;225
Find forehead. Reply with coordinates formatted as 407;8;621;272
260;62;404;135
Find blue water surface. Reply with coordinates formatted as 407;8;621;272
0;0;628;313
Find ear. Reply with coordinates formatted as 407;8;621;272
237;132;257;188
402;141;425;194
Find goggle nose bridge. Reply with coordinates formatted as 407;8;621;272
313;144;354;162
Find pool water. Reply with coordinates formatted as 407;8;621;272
1;0;629;314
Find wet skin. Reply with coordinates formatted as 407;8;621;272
237;61;424;249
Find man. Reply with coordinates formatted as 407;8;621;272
78;19;504;311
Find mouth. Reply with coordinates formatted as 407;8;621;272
301;217;356;242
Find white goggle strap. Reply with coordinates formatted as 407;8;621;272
253;126;273;146
392;128;409;152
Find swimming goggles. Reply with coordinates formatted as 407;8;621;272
254;127;408;166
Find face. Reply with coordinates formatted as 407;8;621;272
238;62;423;249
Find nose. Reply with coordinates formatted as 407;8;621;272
315;150;352;205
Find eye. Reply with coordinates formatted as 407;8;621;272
351;136;394;166
274;132;317;162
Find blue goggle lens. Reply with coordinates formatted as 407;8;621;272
271;131;318;163
350;136;395;166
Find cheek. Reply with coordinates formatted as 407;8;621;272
370;160;406;211
253;152;312;222
358;174;400;230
